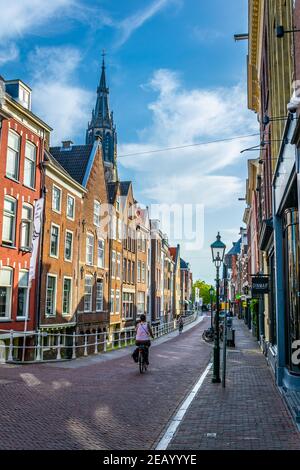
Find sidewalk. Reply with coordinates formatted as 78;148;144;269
167;318;300;450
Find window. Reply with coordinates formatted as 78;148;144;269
137;233;142;252
137;260;141;283
122;292;134;319
0;268;13;319
2;197;17;246
46;275;56;317
17;270;29;318
20;204;33;250
86;234;94;265
6;130;20;180
111;250;116;278
123;258;127;283
97;239;105;268
96;280;103;311
67;195;75;219
142;262;146;283
24;141;36;188
64;231;73;261
117;218;122;241
84;276;93;312
52;186;61;212
116;253;121;279
132;261;135;284
116;196;120;212
115;290;120;314
137;291;145;316
110;289;115;314
127;260;131;284
111;215;117;240
94;200;101;226
62;277;72;315
50;224;60;257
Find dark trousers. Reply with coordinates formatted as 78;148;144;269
134;340;151;363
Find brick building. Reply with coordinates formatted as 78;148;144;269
38;149;86;354
50;140;110;340
0;77;51;358
136;206;150;321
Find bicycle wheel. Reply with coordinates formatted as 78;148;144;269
139;351;144;374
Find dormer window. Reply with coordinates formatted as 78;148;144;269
5;80;32;111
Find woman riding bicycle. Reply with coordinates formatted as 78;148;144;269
178;315;184;334
132;314;154;365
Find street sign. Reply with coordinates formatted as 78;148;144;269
252;276;269;296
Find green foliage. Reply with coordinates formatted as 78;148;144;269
192;280;215;304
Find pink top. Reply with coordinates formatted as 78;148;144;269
136;322;150;341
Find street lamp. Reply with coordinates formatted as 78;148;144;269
210;232;226;384
209;286;214;330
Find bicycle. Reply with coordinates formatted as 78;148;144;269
138;344;148;374
202;327;214;343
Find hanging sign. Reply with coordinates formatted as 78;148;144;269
251;276;269;296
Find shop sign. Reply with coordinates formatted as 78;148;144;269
252;276;269;296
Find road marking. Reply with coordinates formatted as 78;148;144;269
155;361;212;450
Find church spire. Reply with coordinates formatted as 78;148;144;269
86;51;118;183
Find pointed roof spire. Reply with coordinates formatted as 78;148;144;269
99;49;108;93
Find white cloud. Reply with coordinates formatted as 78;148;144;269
119;68;257;209
114;0;176;48
0;43;19;66
0;0;74;40
28;47;93;145
192;27;224;43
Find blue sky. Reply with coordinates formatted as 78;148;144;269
0;0;258;283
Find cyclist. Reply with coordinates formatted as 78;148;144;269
132;314;154;365
178;315;184;334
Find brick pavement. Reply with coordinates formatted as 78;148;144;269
167;318;300;450
0;316;211;450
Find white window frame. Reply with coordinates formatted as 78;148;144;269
111;250;116;278
137;291;145;316
96;279;104;312
110;288;115;314
24;141;36;189
0;267;13;320
62;276;72;316
6;130;20;181
97;238;105;268
137;260;141;283
66;194;75;220
142;262;146;283
116;252;121;279
115;289;120;314
84;275;93;312
52;185;62;213
2;196;17;247
50;223;60;259
20;203;33;251
64;230;73;262
45;274;57;317
17;270;29;319
86;233;94;266
94;200;101;227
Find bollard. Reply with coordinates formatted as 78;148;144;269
8;330;13;362
103;333;107;353
84;334;88;357
118;332;121;348
72;332;76;359
56;333;61;360
125;331;127;346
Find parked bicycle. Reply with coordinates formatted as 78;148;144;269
202;324;224;343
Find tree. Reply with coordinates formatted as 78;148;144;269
193;280;215;305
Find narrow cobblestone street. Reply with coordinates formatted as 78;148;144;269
1;316;300;450
0;317;211;450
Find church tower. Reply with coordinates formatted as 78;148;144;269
86;54;118;182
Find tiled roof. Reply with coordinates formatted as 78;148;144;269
120;181;131;196
107;182;118;204
180;258;189;269
226;238;242;256
49;144;94;185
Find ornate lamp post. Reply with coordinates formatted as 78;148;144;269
210;232;226;384
209;286;214;330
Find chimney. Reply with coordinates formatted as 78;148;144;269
61;140;73;150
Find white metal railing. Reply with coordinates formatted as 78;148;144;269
0;311;198;364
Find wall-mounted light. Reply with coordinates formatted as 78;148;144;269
233;33;249;42
276;25;300;38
